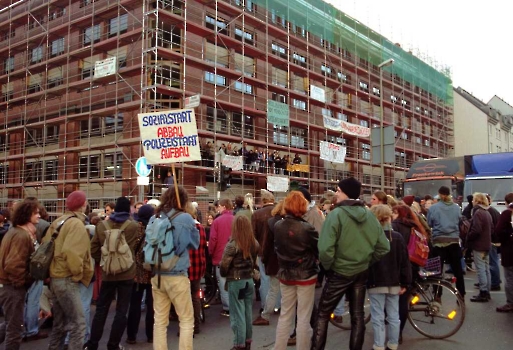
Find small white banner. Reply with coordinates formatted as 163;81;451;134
267;176;289;192
94;57;117;78
310;85;326;103
222;155;243;170
319;141;347;164
184;94;200;108
137;176;150;185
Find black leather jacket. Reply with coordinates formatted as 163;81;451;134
220;239;259;282
273;215;319;281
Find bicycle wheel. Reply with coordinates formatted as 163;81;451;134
407;278;465;339
201;273;216;305
329;294;371;330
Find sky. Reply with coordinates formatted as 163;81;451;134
326;0;513;106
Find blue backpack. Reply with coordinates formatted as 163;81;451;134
143;210;183;286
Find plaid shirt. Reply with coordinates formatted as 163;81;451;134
188;223;207;281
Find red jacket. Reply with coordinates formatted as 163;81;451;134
208;211;234;265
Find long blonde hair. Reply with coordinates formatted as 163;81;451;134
231;215;256;259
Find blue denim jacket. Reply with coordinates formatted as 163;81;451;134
160;209;200;277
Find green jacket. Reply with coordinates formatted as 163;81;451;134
318;200;390;276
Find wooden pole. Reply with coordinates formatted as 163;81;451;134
171;163;181;209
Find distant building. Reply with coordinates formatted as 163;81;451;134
453;87;512;156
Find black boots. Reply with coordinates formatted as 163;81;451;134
470;291;489;302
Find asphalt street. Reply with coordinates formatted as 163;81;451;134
11;267;513;350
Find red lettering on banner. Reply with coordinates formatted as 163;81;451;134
160;146;190;159
157;126;184;138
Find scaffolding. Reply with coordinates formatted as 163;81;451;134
0;0;454;218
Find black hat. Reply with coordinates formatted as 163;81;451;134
338;177;361;199
115;197;131;213
296;187;312;203
438;186;451;196
136;204;155;226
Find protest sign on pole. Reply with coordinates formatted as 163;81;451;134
222;155;243;170
138;109;201;165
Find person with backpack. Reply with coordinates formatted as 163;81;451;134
42;191;94;350
0;201;39;349
148;186;199;350
85;197;139;350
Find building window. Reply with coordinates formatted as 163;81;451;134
24;161;43;182
109;14;128;37
292;52;307;68
82;67;93;79
359;81;369;92
232;113;254;138
31;46;43;63
28;83;41;94
234;0;254;11
424;139;430;147
234;81;253;94
104;153;123;178
372;87;380;96
234;27;254;45
46;125;59;144
391;95;398;103
292;99;306;110
0;162;8;184
3;57;14;73
496;128;501;140
272;93;286;104
84;25;101;45
79;155;100;178
361;143;371;160
26;128;43;147
48;77;63;88
360;120;369;127
51;38;65;57
49;7;66;21
204;71;226;86
206;106;227;134
80;117;101;137
488;124;492;135
105;114;124;133
291;126;306;149
80;0;99;7
337;112;348;121
271;42;287;59
273;126;289;146
205;14;228;35
337;71;347;83
321;64;332;77
45;159;59;181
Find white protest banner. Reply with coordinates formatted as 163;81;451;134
319;141;347;164
267;176;289;192
138;109;201;164
323;115;371;138
222;155;243;170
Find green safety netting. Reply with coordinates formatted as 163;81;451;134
252;0;453;104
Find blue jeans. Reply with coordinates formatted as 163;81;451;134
473;250;491;292
228;279;254;347
489;245;501;287
369;292;400;350
65;281;93;345
333;294;346;316
48;278;86;350
258;258;270;304
216;266;229;311
23;280;43;337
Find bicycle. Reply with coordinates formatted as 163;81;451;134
329;293;372;330
407;256;465;339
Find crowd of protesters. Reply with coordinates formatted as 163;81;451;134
1;179;512;350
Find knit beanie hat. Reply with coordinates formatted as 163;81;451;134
296;187;312;203
115;197;131;213
402;195;415;206
66;191;87;211
136;204;154;226
338;177;361;199
438;186;451;196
